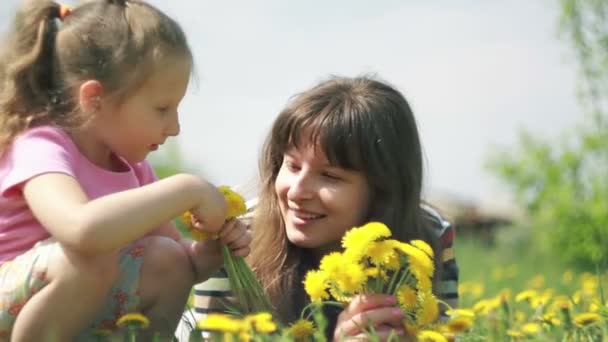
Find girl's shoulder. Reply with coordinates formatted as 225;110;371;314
13;125;71;144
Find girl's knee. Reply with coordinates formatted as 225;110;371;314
141;236;191;278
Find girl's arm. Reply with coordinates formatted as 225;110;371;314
23;172;225;255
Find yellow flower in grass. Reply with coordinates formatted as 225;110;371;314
573;312;601;327
396;285;417;311
288;319;315;340
303;270;329;302
197;314;243;333
444;316;473;333
244;312;277;333
520;322;541;336
542;312;561;326
506;329;523;338
513;310;526;323
116;313;150;330
515;289;538;303
218;185;247;219
416;291;439;326
417;330;447;342
334;263;366;294
410;239;434;258
445;308;475;319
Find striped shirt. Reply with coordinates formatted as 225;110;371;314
193;206;459;319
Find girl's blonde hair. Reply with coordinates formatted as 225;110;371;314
0;0;192;153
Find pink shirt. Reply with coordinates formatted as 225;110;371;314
0;125;158;263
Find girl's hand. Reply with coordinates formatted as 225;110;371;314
189;186;227;235
334;294;410;341
217;218;252;258
187;218;251;282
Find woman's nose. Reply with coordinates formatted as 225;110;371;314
287;172;314;201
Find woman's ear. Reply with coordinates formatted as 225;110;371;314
78;80;104;114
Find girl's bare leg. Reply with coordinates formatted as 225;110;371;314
137;236;195;339
11;245;119;341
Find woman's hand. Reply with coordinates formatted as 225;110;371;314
334;294;411;341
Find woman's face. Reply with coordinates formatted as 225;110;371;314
275;143;371;255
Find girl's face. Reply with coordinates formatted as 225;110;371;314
275;143;372;256
95;56;190;166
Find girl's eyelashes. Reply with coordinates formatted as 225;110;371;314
156;106;170;115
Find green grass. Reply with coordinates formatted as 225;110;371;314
455;225;583;305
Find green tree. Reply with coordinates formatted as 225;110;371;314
487;0;608;268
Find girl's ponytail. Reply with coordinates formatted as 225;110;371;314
0;0;62;153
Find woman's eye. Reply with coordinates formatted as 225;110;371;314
322;172;341;180
284;161;300;172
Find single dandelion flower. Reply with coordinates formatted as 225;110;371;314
445;308;475;319
218;186;247;219
366;240;396;267
573;312;601;327
417;330;448;342
542;312;561;326
288;319;315;340
197;314;243;333
396;285;417;312
334;262;366;294
515;289;538;303
416;291;439;326
303;270;329;302
319;252;343;277
513;310;527;323
397;242;434;277
245;312;277;333
506;329;523;338
412;268;433;292
445;316;473;333
342;222;391;260
410;239;434;258
116;313;150;330
520;322;541;336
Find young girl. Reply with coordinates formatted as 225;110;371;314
198;76;459;340
0;1;251;341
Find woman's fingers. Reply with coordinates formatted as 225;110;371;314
335;294;404;339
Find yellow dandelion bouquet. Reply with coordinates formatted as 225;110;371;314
303;221;443;337
182;186;273;315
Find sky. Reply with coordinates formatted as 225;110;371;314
0;1;584;207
